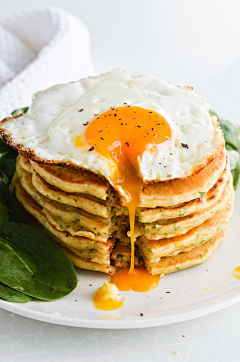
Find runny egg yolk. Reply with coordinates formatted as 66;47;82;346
78;106;171;296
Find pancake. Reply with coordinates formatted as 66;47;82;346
19;154;33;173
142;227;229;275
111;243;138;268
139;148;227;207
56;244;115;275
137;156;229;222
136;196;234;262
30;160;111;200
31;166;111;218
134;175;232;240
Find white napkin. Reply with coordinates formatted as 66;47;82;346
0;6;95;119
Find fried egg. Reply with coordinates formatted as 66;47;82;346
1;69;223;184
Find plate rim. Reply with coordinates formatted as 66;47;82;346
1;292;240;329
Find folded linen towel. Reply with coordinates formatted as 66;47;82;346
0;6;94;119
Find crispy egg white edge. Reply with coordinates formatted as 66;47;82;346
1;70;223;181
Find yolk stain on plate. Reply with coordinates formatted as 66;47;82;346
231;266;240;279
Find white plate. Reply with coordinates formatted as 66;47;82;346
0;187;240;329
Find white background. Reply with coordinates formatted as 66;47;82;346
2;0;240;122
1;1;240;361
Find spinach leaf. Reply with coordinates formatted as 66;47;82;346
8;184;23;223
0;136;18;179
227;150;240;171
0;169;9;185
11;107;29;117
0;282;32;303
227;150;240;190
210;109;240;150
219;118;240;151
0;202;9;224
0;222;77;300
233;157;240;190
0;171;11;224
211;109;240;190
32;91;42;100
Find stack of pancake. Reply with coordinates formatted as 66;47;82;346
1;70;234;277
13;144;233;276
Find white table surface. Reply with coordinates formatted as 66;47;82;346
1;304;240;362
1;1;240;361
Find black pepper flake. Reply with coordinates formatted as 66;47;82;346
111;107;115;110
181;143;189;149
89;284;92;286
123;102;128;104
97;129;103;132
100;137;104;140
119;118;122;120
78;109;83;112
166;291;170;293
75;300;77;302
156;123;160;125
136;125;141;128
140;313;144;316
152;128;155;131
149;111;152;113
114;114;117;117
83;122;89;126
121;123;123;125
88;146;94;151
125;142;130;147
94;113;98;116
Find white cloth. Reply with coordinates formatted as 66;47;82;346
0;6;95;119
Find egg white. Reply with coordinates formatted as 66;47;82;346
1;70;223;181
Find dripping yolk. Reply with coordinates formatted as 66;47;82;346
92;281;124;310
78;106;170;295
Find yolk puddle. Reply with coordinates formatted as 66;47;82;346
111;267;160;292
79;106;170;298
92;281;124;310
231;266;240;279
